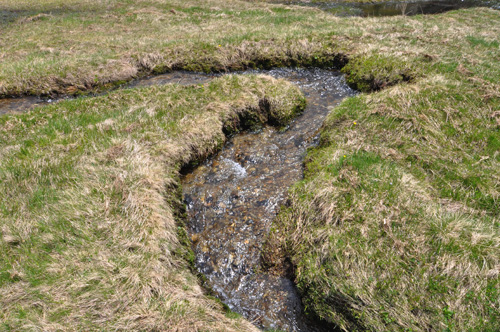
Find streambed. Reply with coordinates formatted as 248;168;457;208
0;67;354;330
181;68;355;331
0;67;356;330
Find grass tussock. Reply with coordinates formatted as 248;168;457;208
0;74;305;331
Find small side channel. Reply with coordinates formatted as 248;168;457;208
0;71;213;115
181;68;355;331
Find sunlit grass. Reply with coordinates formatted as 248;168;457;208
1;0;499;331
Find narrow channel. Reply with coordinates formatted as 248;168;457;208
0;67;355;331
182;68;355;331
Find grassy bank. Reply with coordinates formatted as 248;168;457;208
266;7;500;332
268;79;500;331
1;0;500;331
2;1;499;98
0;74;305;331
0;1;498;97
0;0;467;97
0;0;340;97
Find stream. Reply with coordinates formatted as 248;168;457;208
0;68;354;330
0;1;498;331
181;68;355;331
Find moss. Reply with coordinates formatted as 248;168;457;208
151;64;172;75
342;54;415;92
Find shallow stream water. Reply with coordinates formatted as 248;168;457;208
0;1;498;331
0;72;214;115
0;68;354;330
0;96;47;116
181;68;355;331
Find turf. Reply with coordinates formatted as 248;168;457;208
265;6;500;332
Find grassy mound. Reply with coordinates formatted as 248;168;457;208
269;80;500;331
0;74;305;331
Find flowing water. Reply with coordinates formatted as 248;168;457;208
182;68;355;331
0;96;48;116
0;1;498;331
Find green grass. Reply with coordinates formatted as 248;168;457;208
266;8;500;332
0;74;305;331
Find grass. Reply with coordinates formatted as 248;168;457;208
1;0;498;98
0;0;340;97
0;74;305;331
0;0;458;98
265;7;500;332
1;0;500;331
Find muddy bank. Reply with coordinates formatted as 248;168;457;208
0;71;214;115
182;68;355;331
